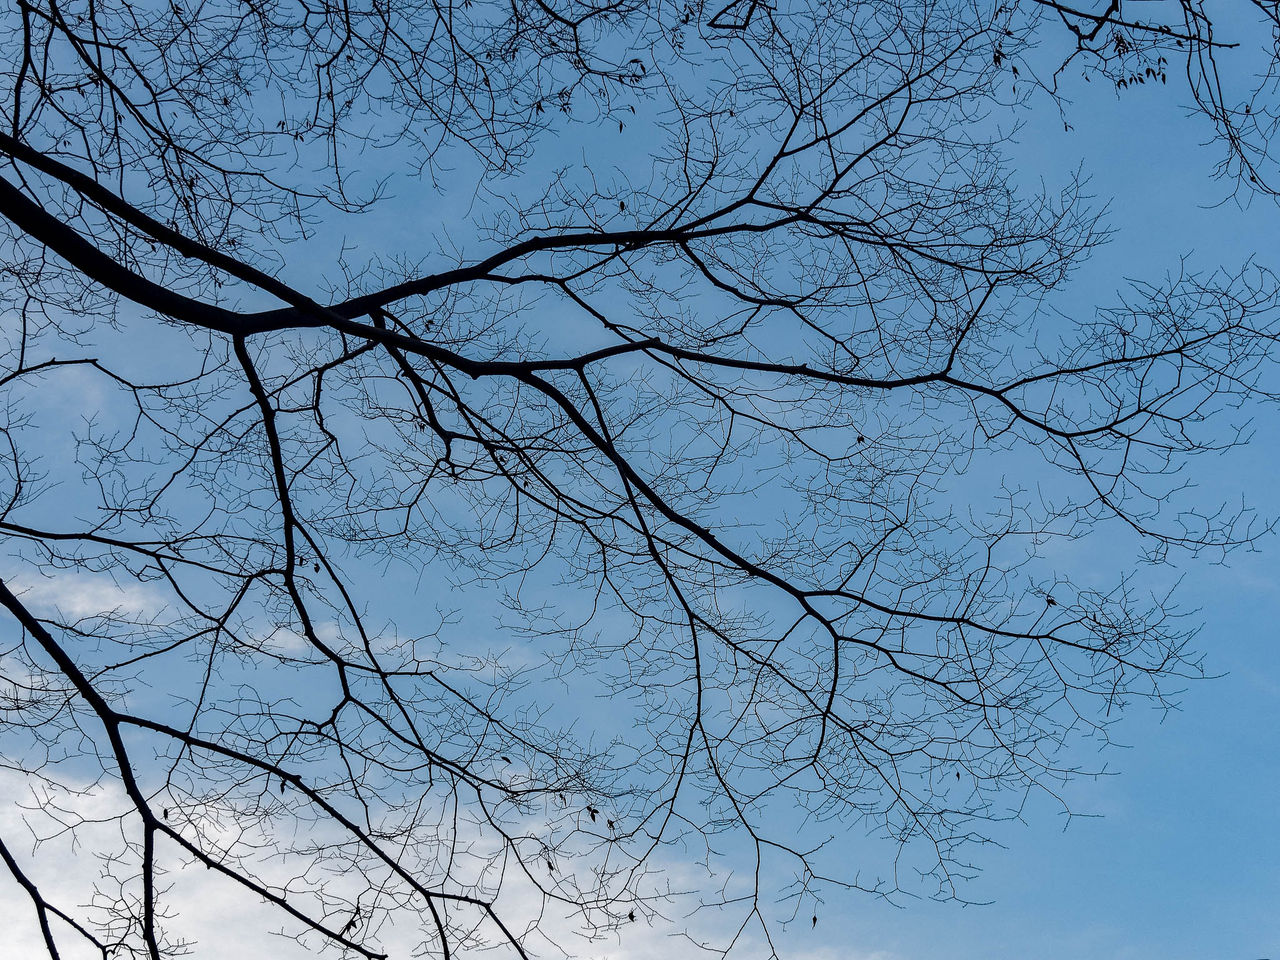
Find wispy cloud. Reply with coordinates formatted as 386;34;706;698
0;773;904;960
4;570;164;621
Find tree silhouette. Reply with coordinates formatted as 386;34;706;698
0;0;1278;957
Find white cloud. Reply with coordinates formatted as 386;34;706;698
0;773;904;960
4;570;164;621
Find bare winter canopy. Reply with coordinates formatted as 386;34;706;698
1;0;1279;956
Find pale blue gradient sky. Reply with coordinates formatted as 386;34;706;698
796;49;1280;960
3;9;1279;960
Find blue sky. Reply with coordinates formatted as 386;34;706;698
810;44;1280;960
3;4;1280;959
